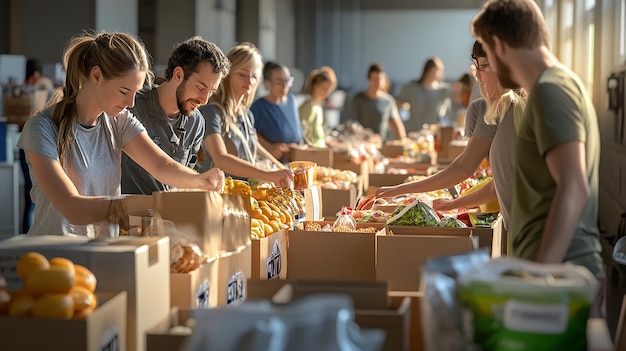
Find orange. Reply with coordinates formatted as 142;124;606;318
69;285;97;312
24;266;75;296
74;306;94;319
74;265;97;293
32;293;74;319
8;295;35;317
49;257;75;276
16;251;50;281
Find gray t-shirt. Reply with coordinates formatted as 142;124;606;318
344;91;400;141
196;104;258;178
17;106;145;237
121;87;205;194
396;81;453;132
489;107;516;229
464;98;496;138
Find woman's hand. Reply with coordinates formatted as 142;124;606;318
374;185;400;199
197;167;225;192
267;168;294;188
432;198;456;211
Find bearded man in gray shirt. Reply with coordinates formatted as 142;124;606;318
121;36;230;194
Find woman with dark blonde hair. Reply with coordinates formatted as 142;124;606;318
17;31;225;237
298;66;337;147
197;43;293;186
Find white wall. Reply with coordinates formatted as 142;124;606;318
358;9;476;94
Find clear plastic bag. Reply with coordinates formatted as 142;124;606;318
181;294;385;351
332;207;357;232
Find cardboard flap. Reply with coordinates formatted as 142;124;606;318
87;235;167;267
153;190;224;257
221;194;252;253
249;279;389;310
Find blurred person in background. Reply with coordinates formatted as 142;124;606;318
121;36;229;194
298;66;337;147
343;62;406;142
17;31;224;237
197;43;293;186
250;61;304;163
396;56;456;131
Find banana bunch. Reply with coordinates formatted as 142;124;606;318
250;199;292;239
223;178;252;197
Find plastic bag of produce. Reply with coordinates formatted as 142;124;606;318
437;216;467;228
386;199;440;226
181;294;385;351
458;257;598;351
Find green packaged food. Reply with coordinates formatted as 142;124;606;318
457;257;597;351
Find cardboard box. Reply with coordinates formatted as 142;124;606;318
216;244;252;306
0;235;171;351
153;190;223;258
303;185;323;221
332;157;370;191
380;144;405;158
376;232;476;291
0;291;127;351
4;90;48;130
368;173;413;188
170;257;219;309
321;182;360;218
266;280;410;351
289;145;333;167
146;308;195;351
387;225;495;257
287;221;385;281
251;229;288;280
389;290;425;351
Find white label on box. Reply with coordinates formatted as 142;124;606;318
100;325;120;351
227;271;245;305
266;240;282;280
503;300;567;334
195;279;210;308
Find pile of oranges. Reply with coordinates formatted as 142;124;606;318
0;251;98;319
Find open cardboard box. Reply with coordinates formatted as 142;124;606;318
170;256;219;309
146;307;195;351
251;228;288;280
387;225;497;258
376;230;477;291
287;221;385;281
320;180;361;218
289;145;333;167
0;235;170;351
0;291;128;351
248;279;410;351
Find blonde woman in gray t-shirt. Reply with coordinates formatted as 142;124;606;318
17;31;225;237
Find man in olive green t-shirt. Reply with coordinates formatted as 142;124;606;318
471;0;603;276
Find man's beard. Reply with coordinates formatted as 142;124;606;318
176;83;200;116
494;54;521;90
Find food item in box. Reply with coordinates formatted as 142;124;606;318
332;206;357;232
387;199;440;226
437;216;467;228
7;252;99;319
170;242;208;273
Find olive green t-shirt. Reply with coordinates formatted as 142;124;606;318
510;65;602;275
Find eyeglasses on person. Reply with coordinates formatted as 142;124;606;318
271;76;294;86
470;55;492;72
